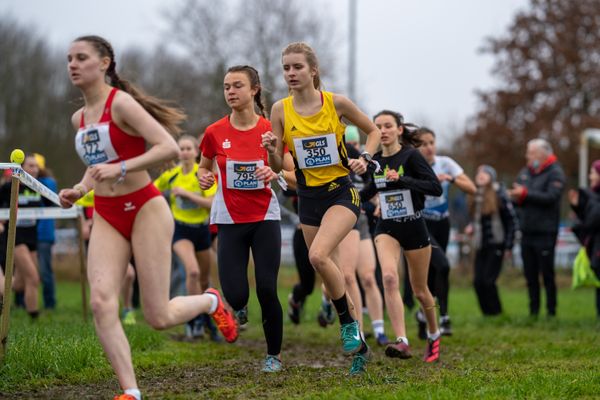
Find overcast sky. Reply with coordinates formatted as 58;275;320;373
0;0;529;147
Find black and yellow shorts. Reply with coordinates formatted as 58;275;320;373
297;177;361;226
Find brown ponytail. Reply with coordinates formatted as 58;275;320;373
74;35;186;137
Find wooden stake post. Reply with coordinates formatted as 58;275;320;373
0;175;20;363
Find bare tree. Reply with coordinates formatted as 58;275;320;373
455;0;600;181
164;0;339;115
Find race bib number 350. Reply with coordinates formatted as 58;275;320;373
379;190;415;220
293;133;340;169
226;159;265;190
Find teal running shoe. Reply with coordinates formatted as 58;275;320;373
349;346;370;376
261;355;282;372
340;320;362;354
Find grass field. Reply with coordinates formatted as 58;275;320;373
0;267;599;399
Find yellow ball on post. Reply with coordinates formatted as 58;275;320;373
10;149;25;164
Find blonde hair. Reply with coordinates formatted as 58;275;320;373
282;42;321;90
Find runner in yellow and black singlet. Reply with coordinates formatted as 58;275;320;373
260;42;381;376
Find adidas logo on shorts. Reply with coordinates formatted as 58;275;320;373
328;182;340;191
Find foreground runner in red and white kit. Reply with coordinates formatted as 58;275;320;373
198;65;284;372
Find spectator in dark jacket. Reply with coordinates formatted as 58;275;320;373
508;138;565;317
568;159;600;318
467;165;517;315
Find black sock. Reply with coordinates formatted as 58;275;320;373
331;294;354;325
28;311;39;320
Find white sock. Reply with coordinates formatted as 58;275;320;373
396;336;409;345
124;388;141;400
372;319;385;336
206;293;218;314
428;330;441;341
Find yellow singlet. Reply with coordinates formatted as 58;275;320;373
154;164;216;225
282;91;349;190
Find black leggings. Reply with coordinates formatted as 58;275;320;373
474;244;504;315
217;221;283;355
521;243;556;316
291;227;315;304
403;218;451;315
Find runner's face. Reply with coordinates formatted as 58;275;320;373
23;156;39;178
282;53;315;90
67;41;109;87
374;114;401;146
419;133;436;163
179;139;198;163
224;72;256;110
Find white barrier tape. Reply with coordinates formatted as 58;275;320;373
0;163;61;206
0;207;80;220
0;163;22;170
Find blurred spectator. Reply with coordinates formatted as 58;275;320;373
467;165;517;316
568;160;600;318
508;139;565;317
35;153;58;309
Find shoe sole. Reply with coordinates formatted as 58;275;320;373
385;346;413;359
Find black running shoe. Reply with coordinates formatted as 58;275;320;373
415;310;427;340
287;294;303;325
440;316;453;336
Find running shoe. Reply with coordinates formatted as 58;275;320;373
121;309;137;326
440;315;453;336
375;332;390;346
261;355;283;372
235;305;249;331
317;303;336;328
349;344;370;376
203;314;223;343
423;337;441;363
113;395;137;400
287;294;303;325
415;310;427;340
385;340;412;359
340;320;362;354
205;288;238;343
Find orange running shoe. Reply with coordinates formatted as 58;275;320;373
423;336;440;363
205;288;238;343
113;395;137;400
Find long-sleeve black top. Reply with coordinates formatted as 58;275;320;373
359;146;442;211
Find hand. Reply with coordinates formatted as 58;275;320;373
255;165;277;183
58;188;81;208
437;173;453;182
348;158;367;175
568;189;579;206
89;164;120;183
171;187;187;198
0;223;4;235
199;172;215;190
464;223;474;235
261;131;277;155
373;204;381;218
386;169;400;181
507;183;525;199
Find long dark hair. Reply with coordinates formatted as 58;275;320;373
373;109;421;147
74;35;186;137
226;65;267;118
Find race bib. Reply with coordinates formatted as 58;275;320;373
293;133;340;169
226;159;265;190
75;123;119;166
379;190;415;220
